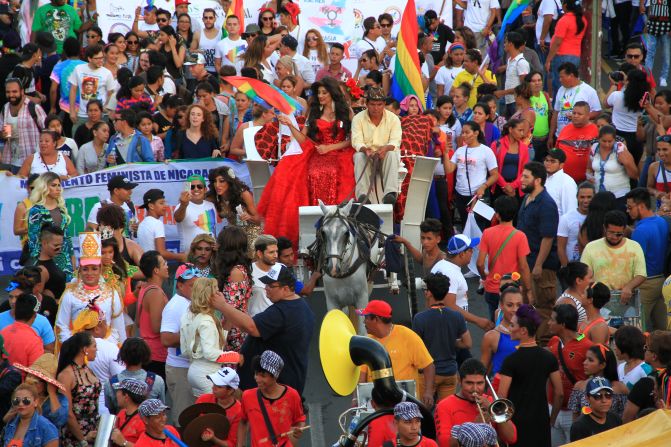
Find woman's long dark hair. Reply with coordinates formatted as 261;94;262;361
206;166;249;213
306;77;351;140
176;13;195;46
581;191;617;242
116;75;145;100
436;95;456;127
215;226;251;290
57;332;94;375
563;0;585;34
102;237;127;281
243;34;267;68
463;121;486;145
623;69;650;112
588;345;619;382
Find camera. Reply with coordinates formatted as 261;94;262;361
609;71;624;82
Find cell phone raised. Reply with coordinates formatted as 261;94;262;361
184;181;191;192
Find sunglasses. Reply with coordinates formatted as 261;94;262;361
12;397;33;407
262;16;274;21
195;245;213;251
380;23;392;28
590;391;613;400
658;135;671;143
361;58;369;63
191;184;205;190
203;16;215;20
625;54;642;59
178;264;201;280
158;18;169;23
127;40;138;45
606;230;624;237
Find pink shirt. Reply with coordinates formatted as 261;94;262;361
137;284;168;362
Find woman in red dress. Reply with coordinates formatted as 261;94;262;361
258;77;355;248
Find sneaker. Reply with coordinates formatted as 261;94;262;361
661;78;668;87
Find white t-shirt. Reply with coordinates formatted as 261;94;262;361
199;28;223;74
87;200;133;225
68;64;116;118
248;263;273;317
137;215;165;252
288;25;307;54
177;200;217;252
435;66;464;93
293;53;316;84
450;144;499;196
306;49;325;76
504;53;530;104
88;337;123;416
160;293;191;368
545;169;578;216
214;37;247;67
431;259;469;310
464;0;501;33
618;361;653;390
535;0;561;44
138;21;160;33
553;81;602;135
607;90;640;132
350;36;386;61
557;209;587;262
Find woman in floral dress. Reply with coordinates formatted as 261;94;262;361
56;332;101;447
215;227;252;351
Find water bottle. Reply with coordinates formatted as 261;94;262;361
348;413;360;433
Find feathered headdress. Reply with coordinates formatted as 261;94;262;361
72;296;105;334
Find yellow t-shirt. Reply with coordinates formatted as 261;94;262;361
452;70;497;108
580;238;647;290
362;324;434;383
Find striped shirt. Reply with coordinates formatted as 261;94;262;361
0;98;46;166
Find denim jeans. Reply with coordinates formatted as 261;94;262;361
550;55;581;100
644;33;671;81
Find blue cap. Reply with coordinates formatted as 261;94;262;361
586;376;613;396
447;234;480;255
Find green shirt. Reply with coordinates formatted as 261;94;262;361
530;92;550;138
32;4;82;54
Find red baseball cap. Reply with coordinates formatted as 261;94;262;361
356;300;392;318
175;0;190;6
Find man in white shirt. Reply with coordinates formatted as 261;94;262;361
558;182;594;267
496;31;530;117
174;174;217;252
160;264;198;425
214;15;246;73
136;189;184;262
68;44;115;133
453;0;500;48
543;149;577;217
87;175;138;233
279;35;315;90
199;8;222;76
249;235;279;317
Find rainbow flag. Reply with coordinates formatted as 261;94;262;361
194;209;216;234
497;0;531;41
222;0;245;38
390;0;426;109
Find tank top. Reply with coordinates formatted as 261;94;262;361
557;292;588;324
137;284;168;362
492;331;519;375
121;238;135;266
655;163;671;193
31;152;67;176
199;29;223;74
591;142;631;198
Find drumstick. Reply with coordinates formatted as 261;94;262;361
258;425;311;444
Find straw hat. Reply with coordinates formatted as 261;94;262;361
14;353;66;392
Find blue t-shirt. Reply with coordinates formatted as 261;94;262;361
412;306;467;376
518;189;560;270
632;215;669;276
3;412;59;447
51;58;86;114
239;297;315;394
0;311;55;346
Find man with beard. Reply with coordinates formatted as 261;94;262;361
248;235;279;317
517;161;559;345
0;78;46;173
581;210;646;306
31;0;81;54
198;8;222;76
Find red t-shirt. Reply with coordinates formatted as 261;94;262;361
553;12;588;57
134;425;181;446
115;410;145;443
0;322;44;367
556;123;599;182
435;394;517;446
240;386;306;447
479;225;530;293
547;335;593;409
195;394;242;446
367;414;395;447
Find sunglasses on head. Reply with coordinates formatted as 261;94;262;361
658;135;671;144
12;397;33;407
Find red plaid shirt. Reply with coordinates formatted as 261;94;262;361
0;98;46;165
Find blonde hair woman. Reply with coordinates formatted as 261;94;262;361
27;172;76;280
302;28;328;75
274;55;304;92
180;277;239;397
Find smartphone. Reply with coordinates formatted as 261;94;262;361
641;91;650;105
184;181;191;192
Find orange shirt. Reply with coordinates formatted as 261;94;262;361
367;414;395;447
240;386;306;447
115;410;145;444
479;225;530;294
556;123;599;182
134;426;181;446
0;321;44;367
552;13;588;57
547;336;593;409
195;394;242;446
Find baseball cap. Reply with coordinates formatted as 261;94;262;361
139;189;165;209
108;175;138;191
258;263;296;288
207;367;240;389
259;350;284;379
175;0;190;5
451;423;498;447
114;379;149;397
546;148;567;163
281;35;298;51
139;399;170;417
184;52;206;66
586;376;614;396
393;402;422;420
356;300;392;319
447;234;480;255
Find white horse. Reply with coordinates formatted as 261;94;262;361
318;199;383;334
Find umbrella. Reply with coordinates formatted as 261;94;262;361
223;76;304;115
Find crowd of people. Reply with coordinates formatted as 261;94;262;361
0;0;671;446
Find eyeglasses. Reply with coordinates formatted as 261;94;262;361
380;23;392;28
127;40;139;45
625;54;642;59
203;16;215;20
191;184;205;190
12;397;33;407
590;391;613;401
87;34;99;39
262;16;274;21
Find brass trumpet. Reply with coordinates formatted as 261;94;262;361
473;376;515;425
